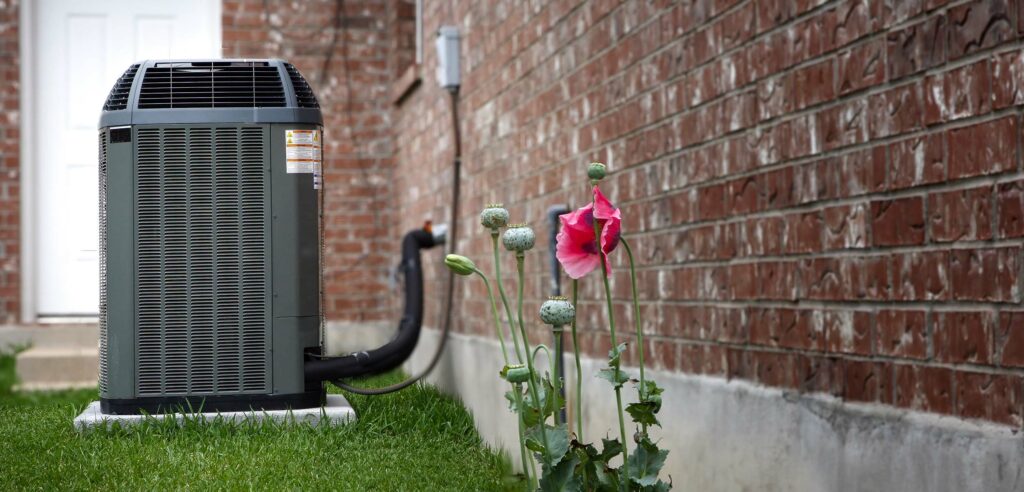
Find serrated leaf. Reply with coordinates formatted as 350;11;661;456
595;465;620;492
539;453;581;492
542;376;566;419
504;389;519;412
627;438;669;487
642;379;665;396
643;479;672;491
599;438;623;462
526;423;571;466
608;342;628;367
520;376;566;427
571;438;622;491
521;388;545;427
638;379;666;414
597;367;630;389
626;401;661;427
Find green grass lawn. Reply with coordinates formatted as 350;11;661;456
0;352;522;491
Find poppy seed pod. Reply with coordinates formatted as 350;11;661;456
501;224;535;252
480;204;510;230
539;296;575;326
504;364;531;384
587;162;607;181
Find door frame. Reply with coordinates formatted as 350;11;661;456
18;0;223;323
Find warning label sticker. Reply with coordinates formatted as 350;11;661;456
286;129;322;174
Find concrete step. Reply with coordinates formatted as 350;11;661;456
15;346;99;391
0;324;99;351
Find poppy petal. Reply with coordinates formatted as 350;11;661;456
556;228;600;279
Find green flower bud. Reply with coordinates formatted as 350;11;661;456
539;296;575;326
501;224;535;252
587;162;607;181
480;204;510;230
444;254;477;276
503;364;531;384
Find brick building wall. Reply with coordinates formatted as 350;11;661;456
223;0;401;322
391;0;1024;429
0;0;19;324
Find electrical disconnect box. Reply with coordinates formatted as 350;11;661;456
435;26;461;90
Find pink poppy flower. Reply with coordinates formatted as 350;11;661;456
556;186;622;279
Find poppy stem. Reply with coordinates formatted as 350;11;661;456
492;232;525;364
531;343;560;426
570;278;583;441
551;327;564;426
592;194;629;489
512;382;537;489
516;253;551;465
621;238;648;436
474;270;510;366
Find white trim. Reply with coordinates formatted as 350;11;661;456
18;1;221;322
18;0;35;324
36;316;99;325
208;0;223;58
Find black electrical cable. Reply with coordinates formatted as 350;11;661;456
330;87;462;395
260;0;344;91
316;0;344;89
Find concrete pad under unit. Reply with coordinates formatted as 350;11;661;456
73;394;356;431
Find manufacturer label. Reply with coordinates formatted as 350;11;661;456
285;129;322;174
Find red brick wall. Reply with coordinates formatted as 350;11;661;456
224;0;401;322
0;0;19;324
393;0;1024;428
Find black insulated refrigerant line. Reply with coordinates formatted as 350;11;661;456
304;228;439;382
306;88;463;395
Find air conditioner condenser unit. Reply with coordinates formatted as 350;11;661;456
97;59;327;414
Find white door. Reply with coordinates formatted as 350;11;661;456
33;0;221;316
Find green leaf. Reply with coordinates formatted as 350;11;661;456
504;388;518;412
574;444;619;492
627;438;669;487
521;389;544;427
597;367;630;389
599;438;622;462
608;342;628;367
643;480;672;491
541;376;566;419
539;453;581;492
642;379;665;396
638;379;665;413
594;466;620;492
525;423;571;466
520;376;566;427
626;401;661;427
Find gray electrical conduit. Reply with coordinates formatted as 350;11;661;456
323;88;462;395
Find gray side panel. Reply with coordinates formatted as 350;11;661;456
106;130;137;398
272;316;319;394
269;123;322;394
270;123;320;318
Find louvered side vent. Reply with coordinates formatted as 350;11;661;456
137;62;287;109
98;130;109;395
135;127;270;396
103;64;140;111
284;63;320;108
